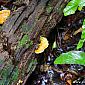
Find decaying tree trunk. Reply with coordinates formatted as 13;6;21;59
0;0;70;85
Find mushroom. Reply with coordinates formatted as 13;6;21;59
35;36;49;54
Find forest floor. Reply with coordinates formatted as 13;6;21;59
0;0;85;85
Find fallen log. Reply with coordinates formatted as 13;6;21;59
0;0;70;85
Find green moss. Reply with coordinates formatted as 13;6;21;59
0;59;19;85
46;5;53;14
27;59;37;73
9;66;19;84
0;59;4;65
17;34;33;49
20;22;30;32
0;60;14;85
26;40;33;48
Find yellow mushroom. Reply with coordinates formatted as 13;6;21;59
35;36;49;54
0;10;10;24
17;80;23;85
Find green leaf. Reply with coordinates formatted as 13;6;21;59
81;30;85;39
52;41;57;49
63;0;85;16
82;19;85;29
54;51;85;65
77;19;85;49
78;0;85;11
78;6;83;11
63;0;80;16
77;39;84;49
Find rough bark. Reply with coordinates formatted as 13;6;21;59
0;0;70;85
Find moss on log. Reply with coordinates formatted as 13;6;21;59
0;0;70;84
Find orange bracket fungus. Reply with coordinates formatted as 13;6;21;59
0;10;10;24
35;36;49;54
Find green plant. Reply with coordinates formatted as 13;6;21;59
63;0;85;49
63;0;85;16
77;19;85;49
54;51;85;65
54;0;85;65
52;41;57;49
